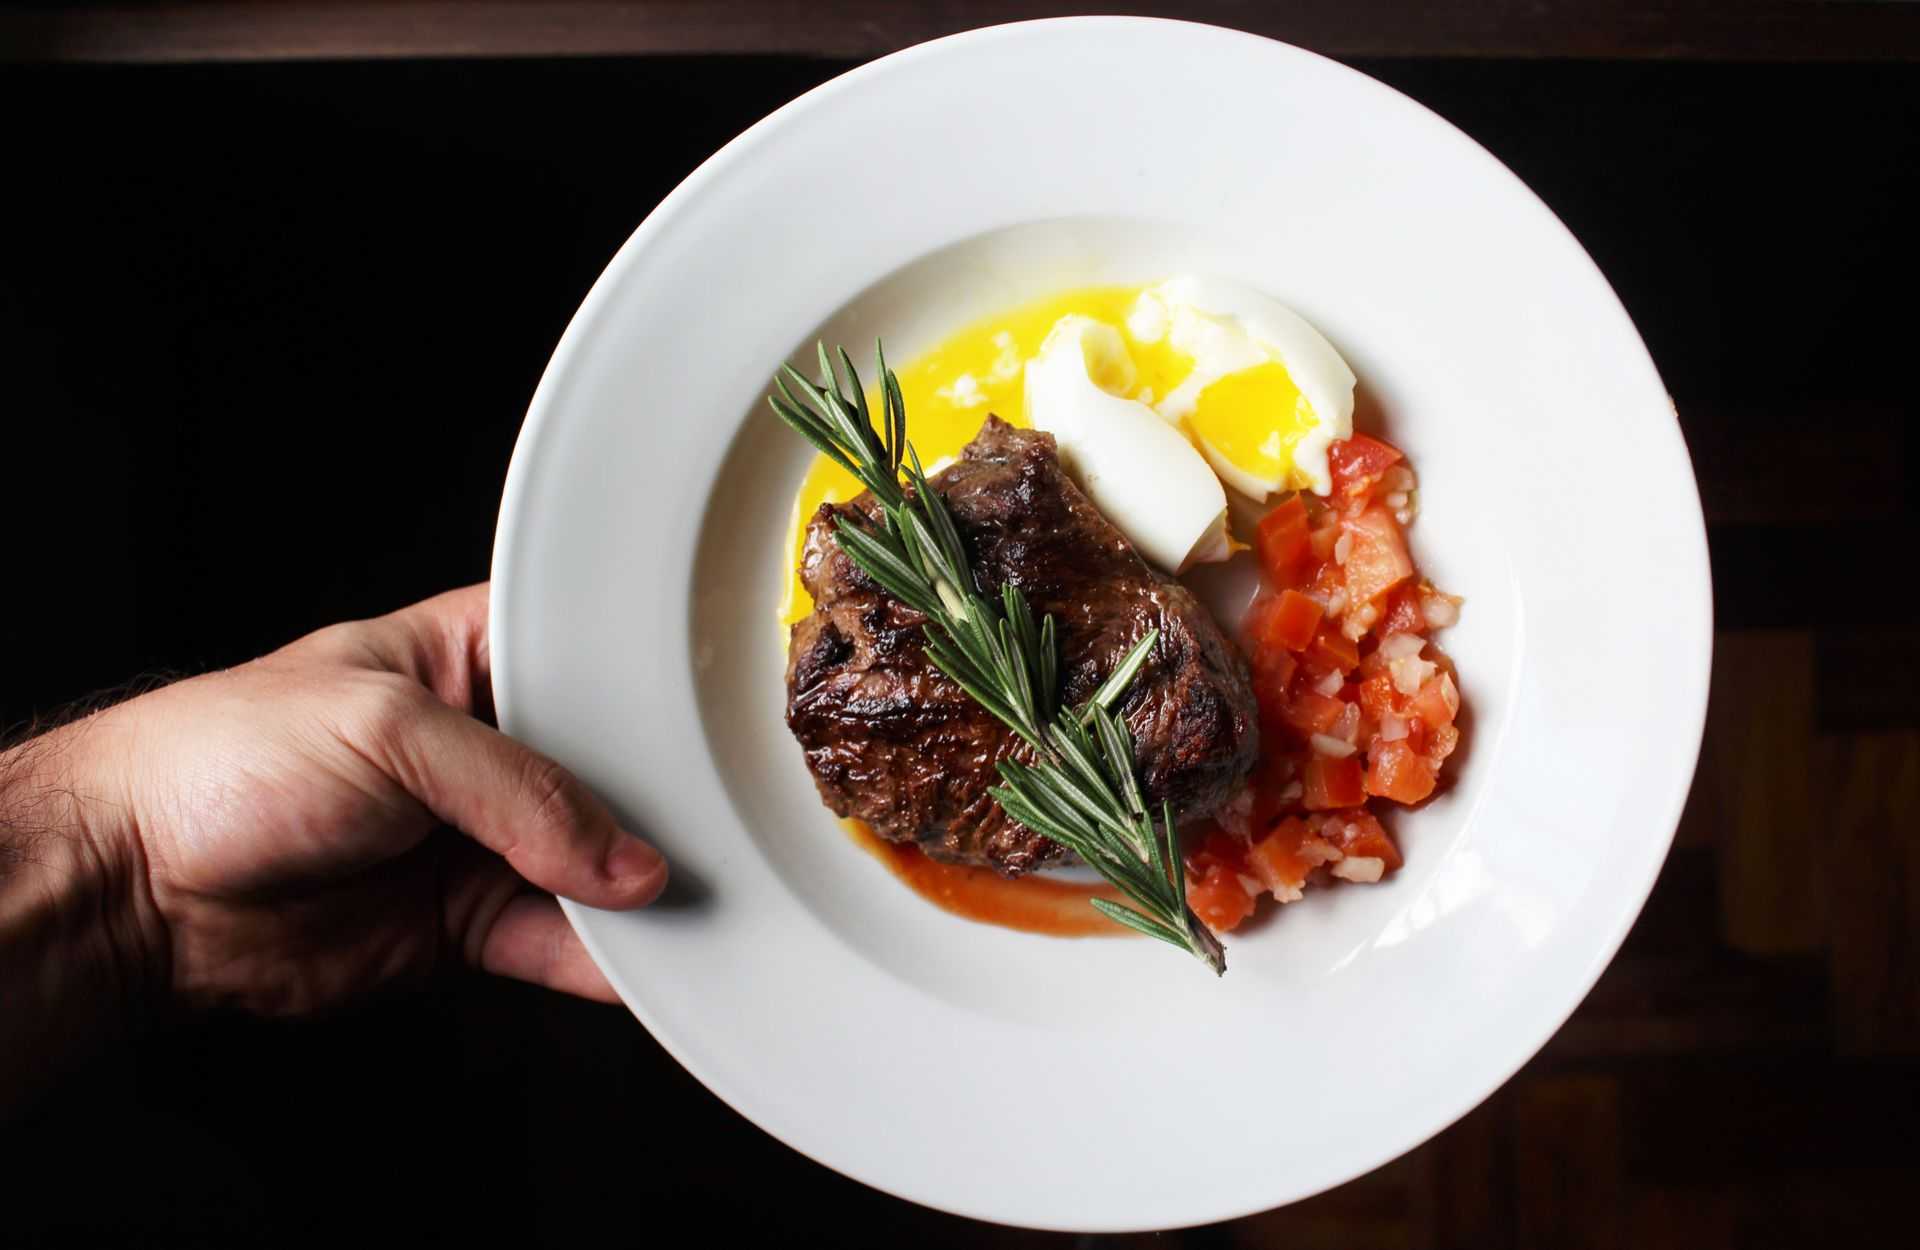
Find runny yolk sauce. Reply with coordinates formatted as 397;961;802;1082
843;820;1135;938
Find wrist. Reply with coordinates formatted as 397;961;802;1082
0;715;170;1112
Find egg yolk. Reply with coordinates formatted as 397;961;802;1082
781;286;1157;624
776;284;1311;625
1186;361;1318;493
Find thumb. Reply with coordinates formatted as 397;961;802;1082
377;694;668;909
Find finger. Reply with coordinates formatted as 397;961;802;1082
477;893;619;1003
375;696;668;910
320;583;495;718
441;843;618;1003
389;583;495;719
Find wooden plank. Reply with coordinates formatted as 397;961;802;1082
1701;631;1827;954
1409;1087;1514;1250
1547;951;1830;1058
1627;1185;1738;1246
7;1;1920;65
1512;1074;1625;1250
1821;730;1920;1055
1818;627;1920;732
1616;1058;1919;1179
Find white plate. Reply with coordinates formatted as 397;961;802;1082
490;18;1710;1232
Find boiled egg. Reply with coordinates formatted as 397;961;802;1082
1131;276;1356;499
1025;315;1231;573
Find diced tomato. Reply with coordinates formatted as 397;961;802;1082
1301;627;1360;676
1407;673;1459;732
1308;518;1340;563
1382;582;1427;637
1246;590;1324;655
1187;863;1255;933
1307;558;1346;600
1230;436;1462;917
1276;690;1346;738
1340;506;1413;606
1267;590;1324;651
1251;642;1297;692
1322;810;1404;871
1365;740;1436;805
1328;434;1404;503
1356;671;1402;722
1302;755;1365;810
1187;827;1249;876
1255;495;1311;589
1247;816;1314;895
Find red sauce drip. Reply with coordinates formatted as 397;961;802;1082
843;820;1135;938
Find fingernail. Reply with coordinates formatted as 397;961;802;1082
606;833;666;887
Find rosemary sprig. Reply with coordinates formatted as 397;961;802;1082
769;344;1226;974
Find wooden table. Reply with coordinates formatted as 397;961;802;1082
4;6;1916;1246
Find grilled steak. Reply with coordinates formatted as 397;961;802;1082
785;417;1260;875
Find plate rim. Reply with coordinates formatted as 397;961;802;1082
491;14;1714;1231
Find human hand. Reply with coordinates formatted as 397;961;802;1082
2;583;664;1032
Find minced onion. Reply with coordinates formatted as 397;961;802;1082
1332;857;1386;883
1390;654;1435;695
1310;732;1357;759
1378;632;1424;661
1422;594;1460;629
1379;712;1409;742
1333;702;1361;743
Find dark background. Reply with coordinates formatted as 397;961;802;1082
5;8;1919;1247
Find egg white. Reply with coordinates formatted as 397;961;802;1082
1135;276;1357;497
1025;315;1231;573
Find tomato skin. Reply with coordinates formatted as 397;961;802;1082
1251;643;1297;693
1255;496;1311;588
1301;627;1360;676
1340;506;1414;607
1328;434;1404;502
1188;863;1255;933
1187;827;1248;875
1246;589;1324;655
1408;673;1459;732
1269;590;1324;652
1323;810;1404;870
1276;690;1346;738
1247;816;1314;893
1308;518;1340;563
1356;671;1402;723
1364;740;1437;804
1302;755;1366;810
1382;582;1427;637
